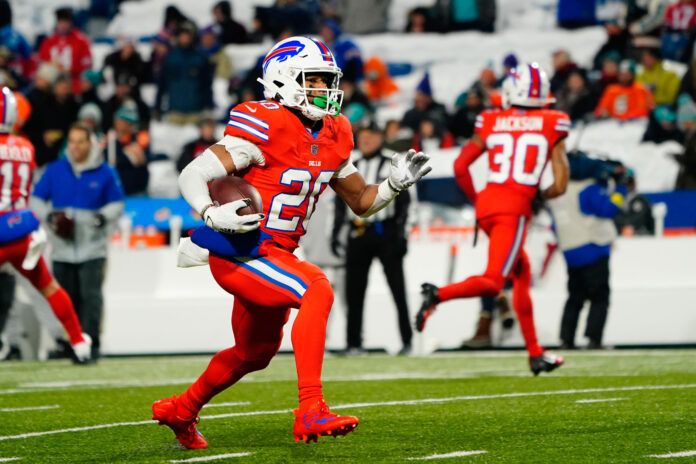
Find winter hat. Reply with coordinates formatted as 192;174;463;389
81;69;102;87
503;53;518;69
653;105;676;124
322;18;342;39
115;104;139;125
619;59;636;74
677;94;696;130
416;72;432;97
55;7;74;22
36;62;59;85
78;102;103;127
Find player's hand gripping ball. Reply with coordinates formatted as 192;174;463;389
204;176;265;234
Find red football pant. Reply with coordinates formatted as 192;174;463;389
178;247;332;418
438;215;543;357
0;235;84;344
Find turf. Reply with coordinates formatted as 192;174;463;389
0;350;695;463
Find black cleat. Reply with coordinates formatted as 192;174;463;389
529;352;564;376
415;283;440;332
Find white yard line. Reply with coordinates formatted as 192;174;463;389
0;419;153;441
574;398;626;404
203;402;250;409
0;405;59;413
407;450;487;460
0;383;694;442
647;451;696;458
169;453;252;463
18;378;196;389
0;458;21;462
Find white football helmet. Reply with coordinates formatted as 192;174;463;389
257;36;343;121
501;63;555;109
0;87;18;133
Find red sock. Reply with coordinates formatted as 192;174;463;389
291;279;333;410
512;255;543;357
438;275;502;302
46;288;84;345
178;347;257;419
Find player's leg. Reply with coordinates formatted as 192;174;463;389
345;235;373;351
153;297;289;449
6;237;88;356
417;216;522;331
512;251;564;375
179;298;290;417
584;256;610;348
559;265;586;348
510;251;543;357
291;274;360;442
439;216;523;300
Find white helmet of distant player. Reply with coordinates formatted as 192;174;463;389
0;86;18;133
257;36;343;121
502;63;555;109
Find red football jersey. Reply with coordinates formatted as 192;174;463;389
0;134;36;213
474;107;570;219
224;101;354;251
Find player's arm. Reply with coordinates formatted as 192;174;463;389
540;140;569;200
453;134;485;204
331;149;431;217
178;136;266;234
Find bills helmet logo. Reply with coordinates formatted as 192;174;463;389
263;40;306;73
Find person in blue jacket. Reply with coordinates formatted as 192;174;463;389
32;123;124;360
547;152;629;349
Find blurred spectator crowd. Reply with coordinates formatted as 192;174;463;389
1;0;696;203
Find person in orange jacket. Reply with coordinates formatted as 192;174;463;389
594;59;654;121
363;56;399;103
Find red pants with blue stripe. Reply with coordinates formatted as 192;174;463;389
438;214;543;357
178;246;333;416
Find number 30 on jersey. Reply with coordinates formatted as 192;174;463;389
486;133;549;186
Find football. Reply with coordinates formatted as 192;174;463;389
208;175;263;216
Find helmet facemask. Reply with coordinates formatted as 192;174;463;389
296;69;343;120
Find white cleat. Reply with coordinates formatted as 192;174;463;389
71;334;93;364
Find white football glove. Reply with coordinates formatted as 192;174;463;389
387;149;432;192
203;198;265;234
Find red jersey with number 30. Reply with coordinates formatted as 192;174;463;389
473;107;570;219
0;134;35;213
223;100;354;251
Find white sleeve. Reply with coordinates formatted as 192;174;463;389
178;148;228;215
218;135;265;170
360;180;399;218
333;159;358;179
178;136;265;215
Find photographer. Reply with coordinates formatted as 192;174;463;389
31;124;124;361
547;152;628;349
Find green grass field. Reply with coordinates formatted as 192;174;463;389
0;350;695;463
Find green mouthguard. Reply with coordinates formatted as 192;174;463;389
312;96;341;115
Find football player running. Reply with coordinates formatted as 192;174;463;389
415;63;569;375
152;36;431;447
0;87;91;363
